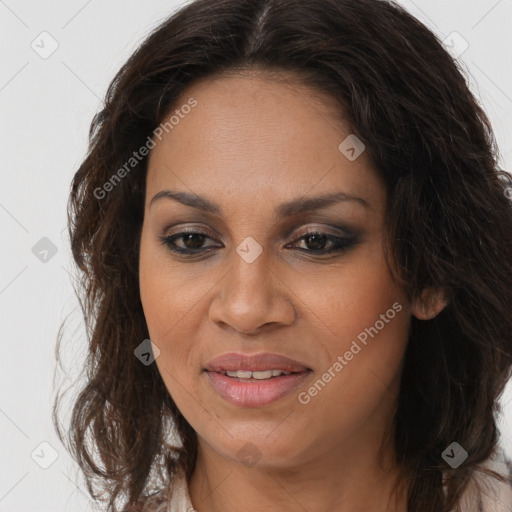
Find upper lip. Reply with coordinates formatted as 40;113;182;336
204;352;311;373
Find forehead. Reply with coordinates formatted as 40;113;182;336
145;70;384;215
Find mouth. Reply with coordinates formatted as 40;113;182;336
203;352;313;407
204;351;311;373
209;368;306;380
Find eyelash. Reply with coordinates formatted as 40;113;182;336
158;227;358;256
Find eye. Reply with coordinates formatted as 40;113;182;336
158;228;221;255
158;227;358;256
285;230;358;254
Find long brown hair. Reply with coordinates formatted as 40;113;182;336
53;0;512;510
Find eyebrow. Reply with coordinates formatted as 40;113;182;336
149;189;370;217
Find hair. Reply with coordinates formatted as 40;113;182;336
53;0;512;510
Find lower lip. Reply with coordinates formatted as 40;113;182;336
205;370;312;407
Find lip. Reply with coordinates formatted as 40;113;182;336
205;370;312;407
204;352;311;373
203;352;313;408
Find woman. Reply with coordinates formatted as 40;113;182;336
53;0;512;510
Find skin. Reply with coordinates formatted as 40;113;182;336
139;69;446;512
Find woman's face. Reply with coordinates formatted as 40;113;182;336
139;70;413;469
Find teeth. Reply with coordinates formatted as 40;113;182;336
229;370;253;379
224;370;291;379
253;370;273;379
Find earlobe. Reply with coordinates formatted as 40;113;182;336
411;287;448;320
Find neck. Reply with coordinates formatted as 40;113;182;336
188;423;407;512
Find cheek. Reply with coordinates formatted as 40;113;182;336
139;235;169;338
139;232;212;400
139;231;204;342
293;244;410;414
291;238;409;346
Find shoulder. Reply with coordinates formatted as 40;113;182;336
168;468;195;511
457;450;512;512
140;468;195;512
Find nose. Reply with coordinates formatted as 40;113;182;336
208;248;296;335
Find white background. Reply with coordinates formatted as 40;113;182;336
1;0;511;510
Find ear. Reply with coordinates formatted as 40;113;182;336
411;287;448;320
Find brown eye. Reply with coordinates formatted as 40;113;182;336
180;233;208;249
286;231;358;254
158;229;221;255
159;228;358;257
303;233;329;250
